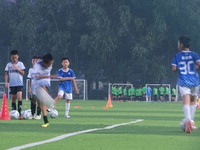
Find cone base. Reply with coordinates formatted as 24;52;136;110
0;117;11;120
106;105;113;107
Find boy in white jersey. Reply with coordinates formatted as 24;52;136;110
31;53;56;127
172;35;200;133
5;50;25;119
27;56;41;119
49;57;79;118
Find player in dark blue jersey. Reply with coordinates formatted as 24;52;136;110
49;57;79;118
172;35;200;133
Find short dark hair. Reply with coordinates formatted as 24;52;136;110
179;35;190;48
32;56;41;59
61;57;70;62
42;53;53;63
10;50;18;55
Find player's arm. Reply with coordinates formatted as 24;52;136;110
37;74;57;79
12;64;25;75
172;65;178;71
5;72;8;89
196;61;200;67
72;79;79;94
29;79;32;94
59;77;75;81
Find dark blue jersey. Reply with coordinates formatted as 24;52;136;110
172;51;200;87
58;68;76;93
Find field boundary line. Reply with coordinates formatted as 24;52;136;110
7;119;144;150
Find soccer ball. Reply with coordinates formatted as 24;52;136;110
9;110;19;119
180;119;186;131
49;109;58;118
22;110;32;119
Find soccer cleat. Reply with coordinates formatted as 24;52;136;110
29;114;35;119
65;115;71;119
34;115;41;120
41;122;49;128
18;116;23;120
46;109;51;112
185;121;192;133
191;121;198;130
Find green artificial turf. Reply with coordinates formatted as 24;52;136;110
0;99;200;150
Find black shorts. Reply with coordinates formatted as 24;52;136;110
172;95;176;98
10;86;23;95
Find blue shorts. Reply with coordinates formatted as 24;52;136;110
147;93;151;97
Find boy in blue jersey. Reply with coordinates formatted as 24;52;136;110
49;57;79;118
5;50;25;119
172;35;200;133
146;86;152;102
31;53;56;127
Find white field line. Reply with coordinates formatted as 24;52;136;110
7;119;144;150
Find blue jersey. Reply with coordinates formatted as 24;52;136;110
147;87;152;96
172;51;200;87
58;68;76;93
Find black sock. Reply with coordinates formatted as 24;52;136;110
37;106;41;115
18;101;22;115
12;102;16;110
31;102;36;116
43;116;48;124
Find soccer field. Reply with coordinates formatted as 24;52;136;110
0;99;200;150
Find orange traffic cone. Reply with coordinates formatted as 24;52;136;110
0;93;11;120
198;99;200;109
106;94;113;107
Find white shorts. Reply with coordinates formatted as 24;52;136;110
58;90;73;100
179;86;199;97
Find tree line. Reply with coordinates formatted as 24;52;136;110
1;0;200;96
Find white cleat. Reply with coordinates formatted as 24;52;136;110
65;115;71;119
34;115;41;120
191;120;198;130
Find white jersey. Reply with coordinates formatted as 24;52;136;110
31;60;52;94
5;61;25;87
27;68;34;79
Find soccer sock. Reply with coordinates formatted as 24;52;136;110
50;104;54;110
12;102;16;110
183;105;191;121
18;101;22;115
43;116;48;124
190;105;196;121
31;102;36;116
65;102;70;116
37;106;41;115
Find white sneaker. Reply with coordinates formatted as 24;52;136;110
65;115;70;119
191;120;198;130
29;114;36;119
34;115;41;120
